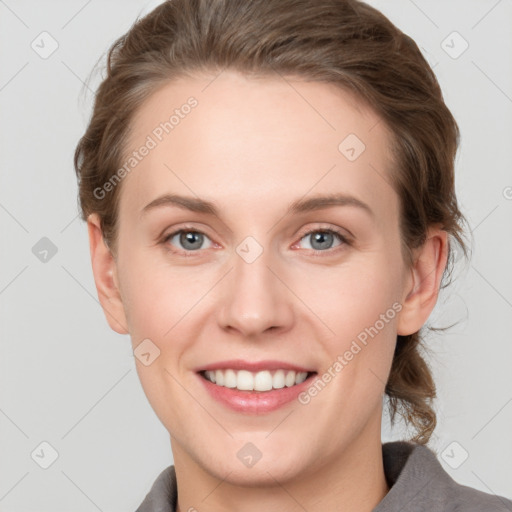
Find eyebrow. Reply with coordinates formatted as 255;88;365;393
140;192;375;219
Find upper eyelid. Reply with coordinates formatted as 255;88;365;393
164;224;347;239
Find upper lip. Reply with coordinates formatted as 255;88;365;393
195;359;316;373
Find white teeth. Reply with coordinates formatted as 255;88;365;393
224;369;237;388
272;369;285;389
295;372;308;385
254;370;273;391
285;371;296;387
237;370;254;390
203;368;311;391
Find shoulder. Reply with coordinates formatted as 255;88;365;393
135;465;176;512
417;443;512;511
376;441;512;512
449;479;512;511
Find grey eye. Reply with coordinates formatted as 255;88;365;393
300;230;343;251
167;230;212;251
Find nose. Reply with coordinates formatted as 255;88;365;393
216;242;295;339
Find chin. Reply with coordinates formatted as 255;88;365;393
193;437;311;488
210;456;306;488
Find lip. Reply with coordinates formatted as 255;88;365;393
194;359;315;373
196;365;317;414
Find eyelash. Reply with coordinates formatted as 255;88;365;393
160;224;351;257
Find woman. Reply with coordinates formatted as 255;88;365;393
73;0;512;510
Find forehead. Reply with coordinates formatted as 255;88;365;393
120;70;397;226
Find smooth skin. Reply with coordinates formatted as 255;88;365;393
87;70;447;512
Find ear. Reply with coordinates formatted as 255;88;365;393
87;213;129;335
397;226;448;336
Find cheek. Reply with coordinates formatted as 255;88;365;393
299;257;400;391
117;251;206;426
297;255;401;336
117;247;220;373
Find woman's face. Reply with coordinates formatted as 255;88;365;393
99;70;418;484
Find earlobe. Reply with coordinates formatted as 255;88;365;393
397;227;448;336
87;213;129;335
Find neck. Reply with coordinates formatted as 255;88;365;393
172;414;390;512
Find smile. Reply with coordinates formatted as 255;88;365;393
195;359;318;413
201;369;311;392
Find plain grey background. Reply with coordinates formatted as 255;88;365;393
1;0;511;510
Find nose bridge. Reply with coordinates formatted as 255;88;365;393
216;236;293;336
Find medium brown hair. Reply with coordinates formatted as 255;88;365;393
74;0;471;444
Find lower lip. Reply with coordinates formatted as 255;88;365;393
197;372;317;413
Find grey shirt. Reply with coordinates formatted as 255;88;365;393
136;441;512;511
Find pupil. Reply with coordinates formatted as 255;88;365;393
312;232;332;250
182;231;202;250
